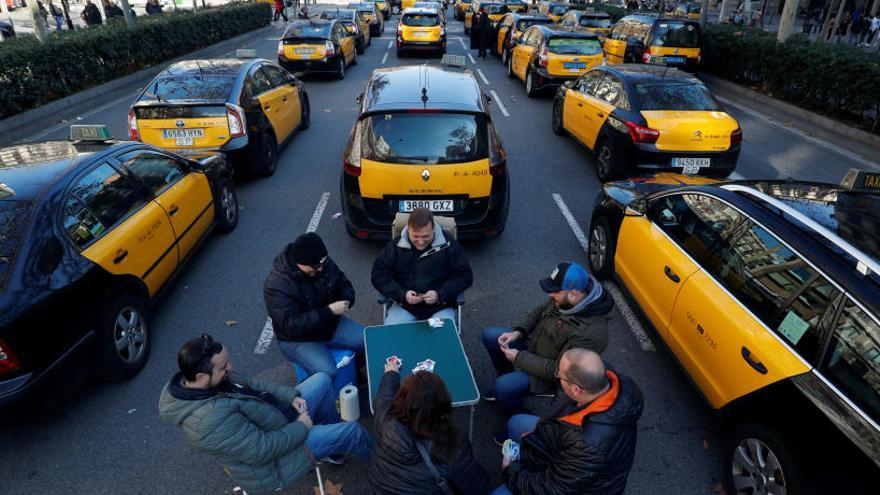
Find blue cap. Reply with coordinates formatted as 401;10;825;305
539;262;592;293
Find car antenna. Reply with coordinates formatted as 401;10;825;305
421;65;430;106
153;80;163;102
195;60;205;81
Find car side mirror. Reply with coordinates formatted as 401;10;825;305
563;80;575;89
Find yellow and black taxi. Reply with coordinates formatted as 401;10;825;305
341;65;509;240
508;25;604;97
673;1;702;20
320;8;372;54
501;0;527;13
348;1;385;36
604;14;701;71
278;19;359;80
495;12;553;64
397;7;446;57
413;1;446;24
551;64;740;181
558;9;613;39
370;0;392;19
587;170;880;493
465;0;508;34
130;56;309;178
0;125;238;410
453;0;472;20
537;0;571;22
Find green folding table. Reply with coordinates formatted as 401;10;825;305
364;318;480;440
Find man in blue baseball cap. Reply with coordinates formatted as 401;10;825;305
481;261;614;423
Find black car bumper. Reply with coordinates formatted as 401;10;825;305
533;69;580;90
623;143;740;177
278;56;340;75
341;173;508;240
398;38;446;51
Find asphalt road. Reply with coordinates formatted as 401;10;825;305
0;10;877;495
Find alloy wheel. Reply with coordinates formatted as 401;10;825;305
589;224;607;272
113;306;146;365
731;438;788;495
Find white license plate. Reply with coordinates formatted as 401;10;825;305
295;48;315;54
163;128;204;139
414;31;431;37
399;199;454;212
673;157;711;174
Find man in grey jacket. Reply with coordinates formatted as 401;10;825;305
158;334;372;494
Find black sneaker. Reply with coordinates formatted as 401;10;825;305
493;430;508;447
317;454;345;465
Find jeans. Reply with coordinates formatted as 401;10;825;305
277;316;364;379
297;373;373;459
54;16;63;30
481;326;530;415
384;304;456;325
489;414;540;495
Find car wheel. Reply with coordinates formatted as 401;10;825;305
99;293;150;381
367;34;372;46
214;178;238;234
588;214;615;279
552;98;565;135
397;48;404;57
252;131;278;177
299;93;310;130
595;137;620;182
502;44;510;65
525;70;539;97
507;56;515;79
356;39;365;54
336;57;345;80
351;49;358;66
726;423;804;495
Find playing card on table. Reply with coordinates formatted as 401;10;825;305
428;317;444;328
386;355;402;367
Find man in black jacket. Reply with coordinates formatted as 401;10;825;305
264;233;363;378
371;208;473;325
491;349;643;495
81;0;102;26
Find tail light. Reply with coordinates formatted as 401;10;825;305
489;125;506;176
730;127;743;146
625;121;660;144
397;24;403;37
0;338;21;376
277;41;284;57
325;40;336;58
226;104;246;138
127;109;139;141
343;122;362;177
538;47;549;67
642;51;651;63
440;25;445;36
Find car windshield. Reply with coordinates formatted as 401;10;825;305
580;17;611;28
635;83;721;111
0;201;33;291
652;21;700;47
517;18;551;30
320;9;354;19
349;3;373;12
340;21;358;33
403;13;439;26
485;4;505;13
548;37;602;55
361;113;488;164
286;24;332;38
550;5;567;14
140;75;235;102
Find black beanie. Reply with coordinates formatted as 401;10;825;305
290;233;328;265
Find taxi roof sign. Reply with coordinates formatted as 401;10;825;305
441;54;467;68
840;168;880;192
235;49;258;59
69;125;113;142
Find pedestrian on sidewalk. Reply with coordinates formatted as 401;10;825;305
158;334;373;494
103;0;123;19
48;0;63;30
475;7;490;58
298;3;309;19
274;0;288;22
145;0;162;15
868;14;880;46
81;0;102;26
492;349;644;495
369;363;492;494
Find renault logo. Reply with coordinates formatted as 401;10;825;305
693;130;702;139
674;48;680;54
421;169;430;182
175;120;185;128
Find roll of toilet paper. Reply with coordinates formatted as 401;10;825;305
339;384;360;422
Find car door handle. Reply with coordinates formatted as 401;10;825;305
596;112;605;118
282;96;288;102
263;105;271;110
168;205;179;217
663;265;680;283
577;102;583;107
113;249;128;264
741;347;768;375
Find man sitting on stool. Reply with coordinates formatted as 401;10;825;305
371;208;473;325
264;232;363;378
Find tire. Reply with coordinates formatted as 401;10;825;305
251;131;278;177
397;48;404;58
525;69;539;97
351;49;358;66
588;214;615;280
726;423;805;495
299;93;310;130
595;137;620;182
335;56;345;80
501;43;510;65
356;39;365;55
464;25;469;34
367;34;372;46
98;293;150;381
214;178;238;234
552;98;565;135
507;55;515;79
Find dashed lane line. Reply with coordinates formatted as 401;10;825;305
467;53;476;64
387;39;394;49
382;52;389;65
476;68;489;85
729;171;745;180
489;90;509;118
254;192;330;355
459;37;468;50
552;193;656;352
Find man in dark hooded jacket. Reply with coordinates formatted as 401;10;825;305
263;233;363;378
482;261;613;417
492;349;643;495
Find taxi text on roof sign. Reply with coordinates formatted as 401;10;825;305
841;168;880;192
69;125;113;142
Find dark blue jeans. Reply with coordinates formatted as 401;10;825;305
277;316;364;379
481;326;529;415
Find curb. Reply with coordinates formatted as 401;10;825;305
0;24;277;141
699;73;880;152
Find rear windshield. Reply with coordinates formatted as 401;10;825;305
549;5;568;14
286;25;332;38
140;76;234;102
0;201;32;291
134;105;227;119
517;18;551;30
485;4;506;13
320;10;354;19
548;37;602;55
361;113;488;164
652;21;700;47
349;4;373;11
580;17;611;28
634;83;721;111
402;14;439;26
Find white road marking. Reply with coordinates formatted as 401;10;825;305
552;193;656;352
476;68;489;85
387;39;394;48
382;52;389;64
489;90;509;118
21;91;140;143
467;53;476;64
254;192;330;354
458;37;468;49
729;171;745;180
716;96;880;171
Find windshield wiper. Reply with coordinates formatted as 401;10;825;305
397;156;431;163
